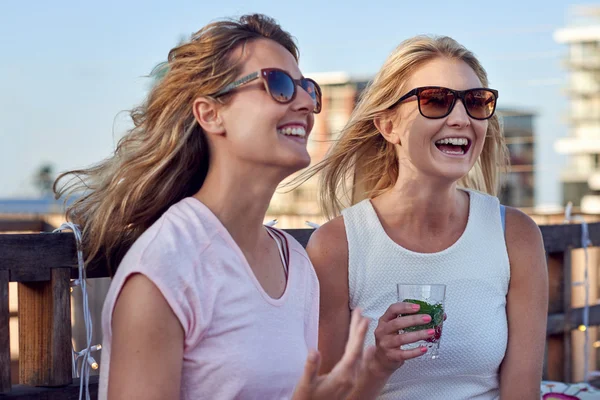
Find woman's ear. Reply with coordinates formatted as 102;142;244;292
374;112;401;145
192;97;226;136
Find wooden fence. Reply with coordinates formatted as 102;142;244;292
0;224;598;398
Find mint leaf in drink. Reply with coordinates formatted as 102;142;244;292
401;299;444;331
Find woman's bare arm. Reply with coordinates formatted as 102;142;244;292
107;274;185;400
499;207;548;399
306;217;351;375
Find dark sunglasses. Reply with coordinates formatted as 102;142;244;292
391;86;498;120
214;68;322;114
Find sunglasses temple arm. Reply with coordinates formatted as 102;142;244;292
214;71;260;97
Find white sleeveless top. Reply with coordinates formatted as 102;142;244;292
342;189;509;400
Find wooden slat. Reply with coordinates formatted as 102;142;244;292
18;268;72;387
546;305;600;334
2;376;98;399
540;223;600;253
0;233;77;282
0;220;45;233
562;250;573;383
546;313;566;335
49;268;73;385
2;224;599;282
546;335;564;381
543;339;549;380
548;251;565;315
545;250;573;382
0;269;10;393
569;304;600;329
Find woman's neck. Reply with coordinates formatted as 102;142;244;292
193;160;286;251
373;178;468;236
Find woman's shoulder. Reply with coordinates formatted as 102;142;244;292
307;215;347;248
503;205;546;281
121;197;221;271
465;189;541;244
504;206;542;246
305;216;349;275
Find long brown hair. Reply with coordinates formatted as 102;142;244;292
298;35;509;220
54;14;299;275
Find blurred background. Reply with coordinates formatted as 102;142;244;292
0;0;588;221
1;0;599;386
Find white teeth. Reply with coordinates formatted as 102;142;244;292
435;137;469;146
441;148;465;155
277;126;306;138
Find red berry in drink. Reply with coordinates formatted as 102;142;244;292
426;325;443;343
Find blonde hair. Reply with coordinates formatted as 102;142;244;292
54;14;298;275
303;35;509;220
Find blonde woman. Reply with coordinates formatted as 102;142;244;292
54;14;394;400
306;36;548;399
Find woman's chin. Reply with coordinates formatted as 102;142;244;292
288;158;311;174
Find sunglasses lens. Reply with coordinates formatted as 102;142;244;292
419;88;455;118
265;70;295;103
465;89;496;119
301;79;322;113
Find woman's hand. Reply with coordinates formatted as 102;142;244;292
370;302;435;376
292;308;371;400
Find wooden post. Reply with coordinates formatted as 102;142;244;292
0;269;10;393
562;249;573;383
546;335;564;381
570;247;599;382
546;250;573;382
18;268;72;387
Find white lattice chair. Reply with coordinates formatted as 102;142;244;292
541;381;600;399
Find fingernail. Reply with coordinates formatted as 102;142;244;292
427;329;435;336
422;315;432;322
420;347;427;353
411;304;420;311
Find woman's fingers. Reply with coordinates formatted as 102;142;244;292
380;329;434;349
292;351;322;400
383;346;427;363
340;308;369;367
378;302;421;323
377;313;432;336
300;350;321;385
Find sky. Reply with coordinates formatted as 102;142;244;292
0;0;585;207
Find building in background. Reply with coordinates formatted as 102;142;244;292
498;109;536;209
554;5;600;213
268;73;537;226
267;73;369;227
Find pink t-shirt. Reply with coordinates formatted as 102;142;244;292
98;197;320;399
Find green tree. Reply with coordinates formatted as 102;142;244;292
33;163;55;197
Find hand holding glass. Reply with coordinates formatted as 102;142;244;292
397;284;446;359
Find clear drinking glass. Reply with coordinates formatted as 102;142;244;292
396;283;446;359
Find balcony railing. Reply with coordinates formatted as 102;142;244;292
0;223;599;397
